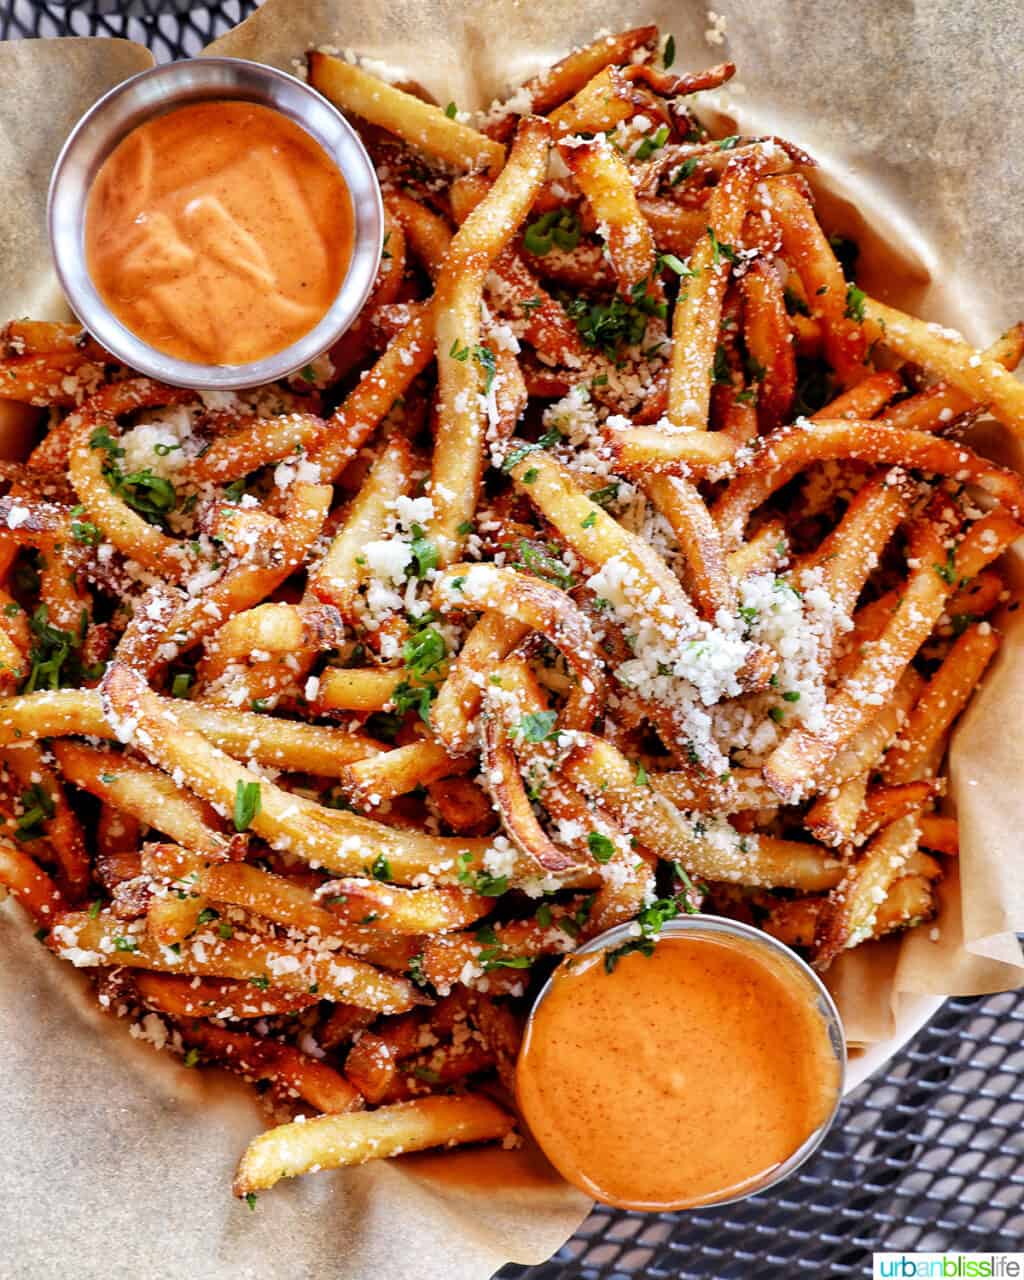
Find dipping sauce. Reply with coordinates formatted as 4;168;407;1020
84;101;354;366
515;930;842;1210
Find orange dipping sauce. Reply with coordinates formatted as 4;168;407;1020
515;931;842;1210
84;101;354;366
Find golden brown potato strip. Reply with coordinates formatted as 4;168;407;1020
340;740;474;806
2;744;89;900
487;251;588;368
233;1094;513;1195
558;136;658;295
430;612;529;754
813;814;920;969
187;413;324;484
178;1020;361;1114
713;419;1024;548
883;622;1000;783
883;325;1024;431
764;513;1017;802
768;180;865;383
385;192;452;279
0;839;64;923
667;151;767;430
151;483;331;669
196;602;342;688
0;353;105;406
428;118;550;562
308;53;505;175
67;380;197;578
310;435;414;619
344;1014;422;1102
380;1039;496;1103
919;815;959;856
804;771;868;849
640;474;736;619
326;878;494;935
131;971;319;1020
864;299;1024;437
50;910;418;1013
636;198;707;258
433;563;605;731
52;740;234;859
741;259;796;432
855;780;939;845
314;666;405;713
485;26;658;138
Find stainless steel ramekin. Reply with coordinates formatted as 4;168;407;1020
518;914;847;1210
48;57;383;391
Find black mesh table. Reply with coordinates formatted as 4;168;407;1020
3;2;1024;1272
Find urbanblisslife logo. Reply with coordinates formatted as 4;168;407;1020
874;1256;1024;1278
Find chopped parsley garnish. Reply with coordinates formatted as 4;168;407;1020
603;893;688;972
844;282;867;323
516;710;558;743
22;605;96;693
718;134;740;150
522;208;581;256
587;483;620;508
183;1047;200;1068
581;511;597;529
15;782;54;841
370;852;392;882
706;225;739;267
784;287;810;317
196;907;219;926
712;344;733;386
511;539;574;589
171;672;192;699
934;546;957;585
587;831;616;863
670;156;698;185
408;953;428;987
408;524;439;579
829;233;860;280
444;101;457;118
634;761;649;786
403;626;446;681
245;1193;258;1212
113;936;137;953
89;430;178;526
634;124;669;162
663;33;676;67
233;779;261;832
565;288;661;358
250;974;270;991
457;852;509;897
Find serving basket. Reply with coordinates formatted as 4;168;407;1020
2;0;1023;1272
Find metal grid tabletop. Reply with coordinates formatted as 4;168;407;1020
3;2;1024;1273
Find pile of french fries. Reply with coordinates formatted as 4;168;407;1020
0;25;1022;1200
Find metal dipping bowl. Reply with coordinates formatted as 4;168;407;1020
48;56;383;390
518;914;847;1210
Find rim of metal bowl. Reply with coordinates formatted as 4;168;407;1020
48;56;383;391
520;913;847;1211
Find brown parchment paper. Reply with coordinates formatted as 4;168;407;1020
1;3;1024;1276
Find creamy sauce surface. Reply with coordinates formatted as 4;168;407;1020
515;932;841;1209
85;100;353;365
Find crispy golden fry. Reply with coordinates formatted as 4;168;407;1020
186;413;324;484
340;740;474;805
813;814;921;969
769;180;865;382
131;971;319;1020
314;666;405;713
53;740;234;859
0;839;64;923
855;780;940;845
433;563;604;730
882;325;1024;431
310;436;414;620
641;473;736;619
864;298;1024;437
326;878;494;934
485;26;658;138
883;622;1000;783
430;612;528;754
713;419;1024;547
740;257;796;432
233;1093;514;1195
385;192;452;279
428;118;550;562
179;1020;362;1114
919;815;959;856
344;1014;422;1102
309;53;506;175
50;910;418;1013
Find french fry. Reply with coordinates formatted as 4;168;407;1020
53;740;234;859
713;419;1024;547
883;325;1024;432
640;473;736;618
310;436;414;619
314;666;405;713
186;413;325;484
882;622;1000;783
919;815;959;856
326;878;494;934
741;258;796;433
178;1020;361;1114
813;814;921;969
308;53;506;176
430;612;528;754
340;740;474;806
864;298;1024;437
428;117;550;562
233;1094;514;1195
485;26;658;138
50;910;418;1013
131;971;320;1020
385;192;452;279
433;564;604;731
0;840;63;923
